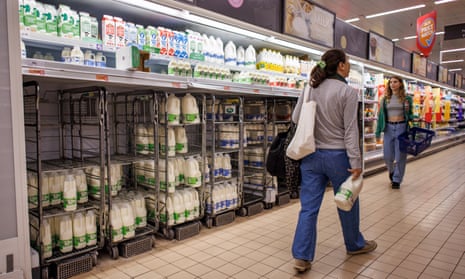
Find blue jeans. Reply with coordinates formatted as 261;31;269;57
292;149;365;262
383;123;408;184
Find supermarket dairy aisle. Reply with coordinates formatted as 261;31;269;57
75;144;465;279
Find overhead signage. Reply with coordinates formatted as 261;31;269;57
334;19;368;59
426;60;438;81
416;10;437;57
412;52;427;77
368;31;393;66
444;23;465;40
393;46;412;73
284;0;335;48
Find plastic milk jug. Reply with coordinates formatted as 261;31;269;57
134;193;147;228
110;203;123;242
75;170;88;204
41;219;52;258
176;157;185;185
28;172;38;209
245;45;256;69
181;189;193;221
173;191;186;224
120;202;135;239
52;216;60;248
185;157;201;187
182;93;200;123
136;124;149;155
236;46;245;67
158;159;175;193
135;161;145;184
222;154;232;179
164;193;175;226
171;159;180;186
166;94;180;124
72;212;86;249
70;45;84;65
87;167;101;199
21;40;27;59
224;41;237;66
334;176;363;211
175;126;188;153
110;164;120;196
189;188;200;218
84;50;95;67
59;215;73;253
41;173;50;207
61;47;71;63
85;210;97;246
95;52;106;67
147;126;155;154
63;173;77;211
144;160;156;186
159;127;176;157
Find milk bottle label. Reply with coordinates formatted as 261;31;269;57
86;232;97;245
28;194;38;208
175;143;185;152
43;242;52;257
135;216;147;227
160;212;167;223
77;189;88;203
59;239;73;252
63;197;76;210
122;224;135;237
42;192;50;207
73;235;86;248
112;228;123;242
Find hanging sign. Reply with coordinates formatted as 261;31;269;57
416;10;437;57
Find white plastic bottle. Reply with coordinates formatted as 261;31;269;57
182;93;200;124
41;173;50;207
72;212;86;249
28;172;38;209
159;127;176;157
84;50;95;66
236;45;245;67
110;203;123;242
189;188;200;218
147;125;155;154
87;167;101;199
173;191;186;224
175;126;188;153
41;219;53;258
176;157;185;185
134;193;147;228
222;154;232;179
95;52;106;67
166;94;181;124
135;161;145;184
59;215;73;253
136;124;149;155
74;170;88;204
181;189;193;221
85;210;97;246
63;173;77;211
185;157;201;187
120;202;135;239
70;45;84;65
21;40;27;59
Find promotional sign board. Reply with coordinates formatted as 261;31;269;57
426;60;438;81
334;19;368;59
412;52;427;77
284;0;335;48
393;46;412;73
368;31;393;66
416;10;437;57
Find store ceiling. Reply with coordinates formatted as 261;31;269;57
310;0;465;77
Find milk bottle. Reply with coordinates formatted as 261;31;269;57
74;170;88;204
136;124;149;155
147;125;155;154
85;210;97;246
175;126;188;153
95;52;106;68
63;173;77;211
185;157;201;187
236;46;245;67
245;45;256;69
61;47;71;63
158;159;175;193
120;202;135;239
159;127;176;157
189;188;200;218
50;171;64;206
41;219;52;258
110;203;123;242
70;46;84;65
181;189;194;221
223;154;232;179
166;94;180;124
134;193;147;228
41;173;50;207
59;215;73;253
224;41;237;66
52;216;60;248
87;167;101;199
84;50;95;67
173;191;185;224
182;93;200;124
144;160;155;186
72;212;86;249
110;164;120;196
171;159;180;186
21;41;27;59
175;157;185;185
135;161;145;184
160;193;175;226
28;172;38;209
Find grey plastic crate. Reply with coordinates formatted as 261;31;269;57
56;254;93;279
119;235;153;258
214;210;235;227
175;221;200;241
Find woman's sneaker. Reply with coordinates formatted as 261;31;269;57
347;240;377;255
294;259;312;272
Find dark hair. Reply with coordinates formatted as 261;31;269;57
310;49;347;88
385;75;406;102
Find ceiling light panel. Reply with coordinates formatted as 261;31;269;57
365;4;425;19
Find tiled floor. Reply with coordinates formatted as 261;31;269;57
75;144;465;279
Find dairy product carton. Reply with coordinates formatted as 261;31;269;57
114;16;125;48
102;15;115;48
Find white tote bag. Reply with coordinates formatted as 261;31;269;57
286;85;316;160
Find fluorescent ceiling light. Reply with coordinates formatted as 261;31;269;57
268;37;322;56
449;68;462;72
434;0;457;4
113;0;180;16
404;35;417;40
345;17;360;23
365;4;425;19
440;48;465;53
435;31;445;35
392;38;400;42
441;59;464;64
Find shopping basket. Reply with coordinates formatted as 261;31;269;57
398;127;435;156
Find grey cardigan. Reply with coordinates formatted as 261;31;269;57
292;78;361;169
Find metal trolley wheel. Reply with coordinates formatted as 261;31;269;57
163;227;175;240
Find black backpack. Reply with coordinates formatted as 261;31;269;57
266;130;288;177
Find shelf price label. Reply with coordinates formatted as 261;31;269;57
28;69;45;75
224;86;231;91
171;82;181;88
95;74;108;81
253;89;260;94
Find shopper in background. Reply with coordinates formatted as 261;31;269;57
375;76;413;189
291;49;377;273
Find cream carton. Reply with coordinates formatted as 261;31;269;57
43;4;57;35
79;12;92;40
102;14;115;48
57;4;74;38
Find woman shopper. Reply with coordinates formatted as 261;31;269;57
291;49;376;273
375;76;413;189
